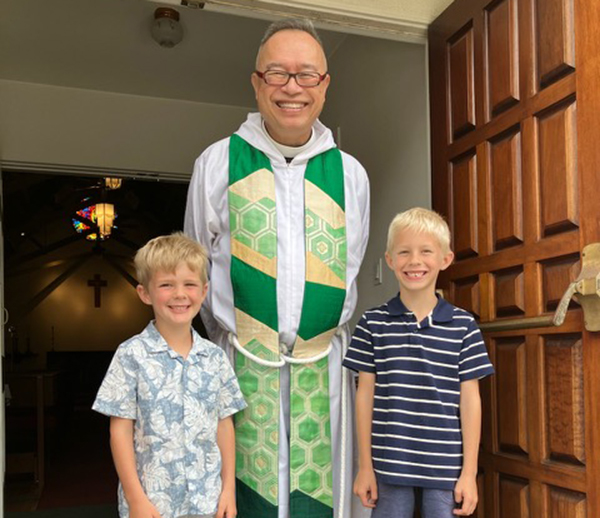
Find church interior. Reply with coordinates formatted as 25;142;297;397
3;172;188;512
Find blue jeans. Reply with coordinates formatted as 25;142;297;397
371;480;456;518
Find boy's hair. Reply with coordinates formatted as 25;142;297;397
387;207;452;255
134;232;208;287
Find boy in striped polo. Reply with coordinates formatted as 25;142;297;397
343;208;494;517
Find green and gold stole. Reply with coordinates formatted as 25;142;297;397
228;134;346;518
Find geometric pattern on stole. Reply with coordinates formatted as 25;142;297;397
229;135;346;518
229;134;280;517
290;148;346;518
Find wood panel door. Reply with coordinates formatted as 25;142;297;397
428;0;600;516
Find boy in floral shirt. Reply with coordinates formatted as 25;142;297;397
93;233;246;518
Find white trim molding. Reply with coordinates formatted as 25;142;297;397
146;0;454;42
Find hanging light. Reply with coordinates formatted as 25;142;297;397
96;203;116;238
105;177;122;190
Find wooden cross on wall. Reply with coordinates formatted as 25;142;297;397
87;274;107;308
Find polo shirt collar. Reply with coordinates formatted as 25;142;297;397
142;321;210;361
387;293;454;323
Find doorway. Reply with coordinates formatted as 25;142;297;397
3;170;189;512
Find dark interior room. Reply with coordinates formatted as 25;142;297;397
3;171;189;514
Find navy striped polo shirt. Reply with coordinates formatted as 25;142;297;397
343;294;494;490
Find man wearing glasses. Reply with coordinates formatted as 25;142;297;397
185;18;370;518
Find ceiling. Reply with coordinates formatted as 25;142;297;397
0;0;451;108
3;171;188;267
0;0;346;107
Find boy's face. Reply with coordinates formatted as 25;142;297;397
137;262;208;332
385;229;454;296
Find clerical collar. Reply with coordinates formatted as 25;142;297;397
262;120;316;161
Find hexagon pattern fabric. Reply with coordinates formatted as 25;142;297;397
228;135;346;518
236;340;280;508
290;358;334;515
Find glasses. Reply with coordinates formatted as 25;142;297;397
255;70;328;87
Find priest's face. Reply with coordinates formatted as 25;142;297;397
251;29;330;147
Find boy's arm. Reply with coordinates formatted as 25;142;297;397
216;415;237;518
110;417;162;518
354;371;378;509
454;379;482;516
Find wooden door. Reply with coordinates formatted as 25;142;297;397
429;0;600;516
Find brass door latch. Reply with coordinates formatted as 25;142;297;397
553;243;600;331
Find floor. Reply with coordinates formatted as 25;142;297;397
5;409;118;513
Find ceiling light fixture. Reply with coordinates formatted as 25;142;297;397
151;7;184;48
104;177;122;190
96;203;116;238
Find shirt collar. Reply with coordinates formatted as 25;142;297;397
237;113;335;164
387;293;454;323
187;331;211;363
142;321;210;361
261;119;316;159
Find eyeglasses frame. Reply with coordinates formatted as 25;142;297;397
254;70;329;88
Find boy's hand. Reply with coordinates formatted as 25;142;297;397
453;473;478;516
216;487;237;518
128;497;162;518
353;467;378;509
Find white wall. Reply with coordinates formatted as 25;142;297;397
322;36;431;324
0;79;252;178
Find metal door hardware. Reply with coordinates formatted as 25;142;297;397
553;243;600;331
479;315;554;333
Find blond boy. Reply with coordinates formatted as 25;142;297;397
343;208;494;517
93;233;246;518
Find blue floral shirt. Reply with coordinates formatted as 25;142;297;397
92;322;246;518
